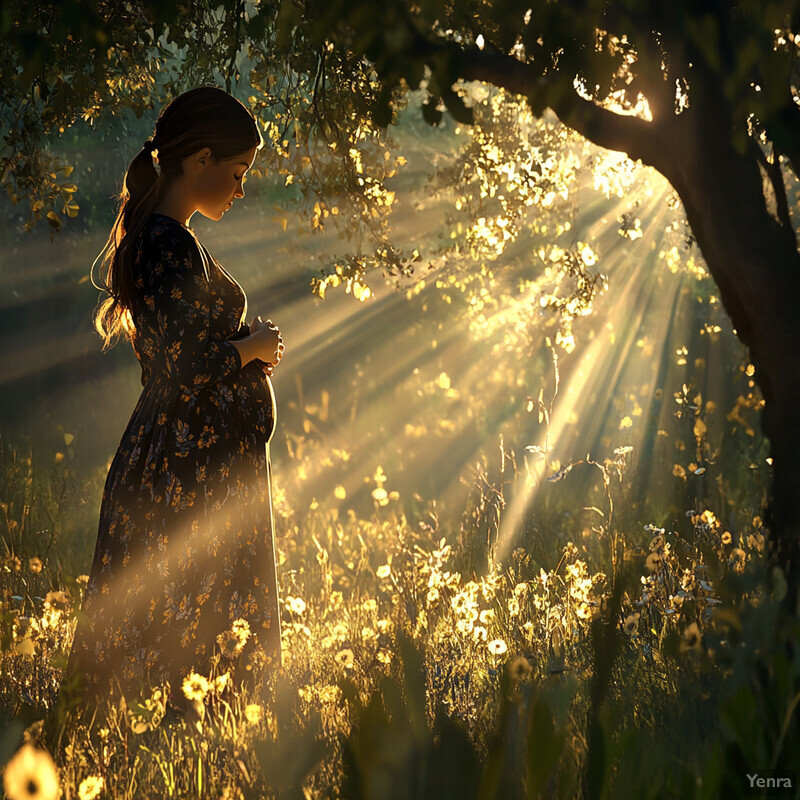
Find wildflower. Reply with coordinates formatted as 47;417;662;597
376;650;392;664
455;619;473;636
376;618;392;634
681;622;702;654
331;622;348;643
426;587;440;605
473;625;488;642
28;557;43;574
508;655;532;682
244;704;263;724
360;626;378;643
479;609;495;625
182;671;210;702
232;618;251;640
507;597;520;616
372;487;388;504
44;591;69;612
335;648;355;669
3;745;59;800
730;548;746;573
361;598;378;613
78;775;105;800
76;574;89;587
214;672;231;693
574;601;592;620
285;596;306;616
488;639;508;656
623;613;640;634
376;564;391;579
720;531;732;546
217;618;251;658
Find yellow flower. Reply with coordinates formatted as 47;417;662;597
78;775;105;800
487;639;508;656
244;704;263;725
3;745;59;800
28;557;43;574
214;672;231;693
182;671;210;702
376;650;392;664
575;601;592;620
376;564;391;579
334;648;355;669
44;591;69;612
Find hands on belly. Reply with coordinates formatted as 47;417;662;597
249;315;284;377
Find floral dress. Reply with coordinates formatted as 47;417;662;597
68;213;280;698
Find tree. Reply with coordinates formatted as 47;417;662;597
309;0;800;602
2;0;799;602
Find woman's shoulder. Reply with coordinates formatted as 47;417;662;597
139;214;202;264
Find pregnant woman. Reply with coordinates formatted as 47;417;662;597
67;87;284;706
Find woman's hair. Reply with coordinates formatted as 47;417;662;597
92;87;263;350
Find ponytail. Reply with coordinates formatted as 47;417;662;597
92;143;163;350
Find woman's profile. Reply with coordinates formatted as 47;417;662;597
67;87;284;706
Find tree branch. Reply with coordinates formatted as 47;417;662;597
439;45;668;171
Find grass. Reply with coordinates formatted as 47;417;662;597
1;423;798;800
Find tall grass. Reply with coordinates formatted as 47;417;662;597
1;424;797;799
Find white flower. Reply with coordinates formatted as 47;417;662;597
488;639;508;656
78;775;105;800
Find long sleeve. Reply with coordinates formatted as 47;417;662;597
136;226;242;393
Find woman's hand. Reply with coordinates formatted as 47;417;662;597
249;315;284;375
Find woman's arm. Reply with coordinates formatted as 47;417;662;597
142;228;243;392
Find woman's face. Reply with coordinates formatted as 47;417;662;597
192;145;258;221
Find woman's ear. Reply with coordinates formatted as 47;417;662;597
191;147;213;172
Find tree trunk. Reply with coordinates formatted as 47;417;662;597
653;74;800;611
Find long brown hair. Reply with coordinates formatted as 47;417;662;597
92;87;263;350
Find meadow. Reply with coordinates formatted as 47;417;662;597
1;104;798;799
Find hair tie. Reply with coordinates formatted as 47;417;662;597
143;140;156;154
